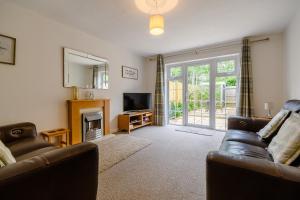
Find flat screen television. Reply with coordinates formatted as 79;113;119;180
123;93;152;112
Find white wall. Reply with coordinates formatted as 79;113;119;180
251;34;284;116
0;2;146;132
144;33;284;117
283;7;300;100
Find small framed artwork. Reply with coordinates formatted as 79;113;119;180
0;34;16;65
122;66;138;80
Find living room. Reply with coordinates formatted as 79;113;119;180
0;0;300;200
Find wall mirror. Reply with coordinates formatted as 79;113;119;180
63;48;109;89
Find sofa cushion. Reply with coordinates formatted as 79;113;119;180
257;109;290;140
0;140;16;167
223;130;267;148
0;159;5;167
220;141;273;161
283;99;300;112
268;112;300;164
6;137;53;157
15;146;58;161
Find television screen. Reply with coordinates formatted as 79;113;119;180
123;93;152;112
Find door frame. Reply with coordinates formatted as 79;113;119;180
166;54;240;130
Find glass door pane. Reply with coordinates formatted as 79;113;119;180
168;79;183;125
187;65;210;127
215;58;238;130
215;76;237;130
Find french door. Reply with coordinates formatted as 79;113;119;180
167;54;239;130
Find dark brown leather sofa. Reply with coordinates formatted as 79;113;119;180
0;122;99;200
206;100;300;200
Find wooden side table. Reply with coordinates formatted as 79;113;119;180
41;128;69;147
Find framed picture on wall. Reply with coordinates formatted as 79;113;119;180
0;34;16;65
122;66;138;80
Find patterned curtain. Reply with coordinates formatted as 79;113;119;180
237;38;254;117
154;54;165;126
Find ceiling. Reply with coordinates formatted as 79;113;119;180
6;0;300;56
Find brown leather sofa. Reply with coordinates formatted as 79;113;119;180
0;122;99;200
206;100;300;200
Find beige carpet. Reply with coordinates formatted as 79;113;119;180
97;126;224;200
92;134;152;172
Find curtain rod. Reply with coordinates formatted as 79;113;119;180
148;37;269;61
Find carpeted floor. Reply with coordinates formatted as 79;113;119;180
93;134;152;172
97;125;225;200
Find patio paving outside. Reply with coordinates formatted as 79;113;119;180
169;107;236;130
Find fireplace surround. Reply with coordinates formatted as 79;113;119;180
68;99;110;144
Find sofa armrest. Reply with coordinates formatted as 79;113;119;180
0;122;37;144
228;116;271;132
0;142;99;200
206;151;300;200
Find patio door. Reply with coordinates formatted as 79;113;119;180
167;54;239;130
186;64;211;127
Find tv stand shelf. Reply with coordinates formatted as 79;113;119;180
118;111;153;133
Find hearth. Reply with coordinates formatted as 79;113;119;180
82;111;103;142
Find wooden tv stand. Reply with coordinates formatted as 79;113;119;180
118;111;153;133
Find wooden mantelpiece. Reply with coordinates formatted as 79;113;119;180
67;99;110;145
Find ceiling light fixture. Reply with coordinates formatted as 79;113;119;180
149;14;164;35
135;0;178;14
135;0;178;36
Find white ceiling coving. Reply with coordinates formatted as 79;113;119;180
5;0;300;56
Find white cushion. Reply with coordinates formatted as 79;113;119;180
258;109;290;139
0;140;16;167
0;159;5;168
268;112;300;164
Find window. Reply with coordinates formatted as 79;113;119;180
217;60;235;74
170;67;182;78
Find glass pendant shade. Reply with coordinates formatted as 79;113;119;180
149;14;164;35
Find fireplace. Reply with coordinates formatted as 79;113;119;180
82;112;103;142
